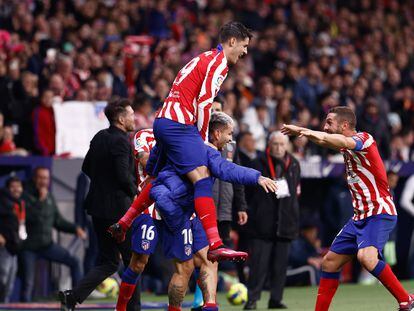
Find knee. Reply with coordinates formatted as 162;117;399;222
189;166;210;183
68;255;81;268
357;247;378;270
130;257;148;274
178;260;195;277
321;254;338;272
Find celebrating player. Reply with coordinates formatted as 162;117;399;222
115;129;217;311
282;106;414;311
114;128;159;311
150;112;276;311
114;21;253;262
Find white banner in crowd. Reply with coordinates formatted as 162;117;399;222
54;101;109;158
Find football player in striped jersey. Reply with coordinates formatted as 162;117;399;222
282;106;414;311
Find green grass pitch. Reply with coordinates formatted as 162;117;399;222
89;280;414;310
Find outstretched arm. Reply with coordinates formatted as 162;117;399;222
207;148;277;193
281;124;356;151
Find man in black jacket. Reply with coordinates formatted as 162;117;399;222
244;131;301;310
60;98;140;311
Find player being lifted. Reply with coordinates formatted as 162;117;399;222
112;21;253;262
282;106;414;311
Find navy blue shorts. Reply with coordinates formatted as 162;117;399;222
161;217;209;262
131;214;162;255
147;118;209;176
330;214;397;258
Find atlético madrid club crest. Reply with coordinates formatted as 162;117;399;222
184;245;192;256
142;241;150;250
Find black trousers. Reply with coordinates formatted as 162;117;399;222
218;221;232;246
247;238;291;303
72;217;141;311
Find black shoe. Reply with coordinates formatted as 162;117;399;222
191;307;202;311
59;290;77;311
244;300;257;310
268;299;287;309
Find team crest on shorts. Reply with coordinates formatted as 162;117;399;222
184;244;192;256
141;240;150;250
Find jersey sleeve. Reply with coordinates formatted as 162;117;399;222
196;53;228;142
207;147;260;185
351;132;374;151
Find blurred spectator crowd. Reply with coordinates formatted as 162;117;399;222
0;0;413;160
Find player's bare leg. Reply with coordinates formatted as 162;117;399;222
315;251;353;311
187;166;248;262
357;246;414;310
194;246;219;310
168;259;195;311
116;253;148;311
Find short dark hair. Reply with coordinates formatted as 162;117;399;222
33;166;49;177
213;95;225;106
6;176;22;188
328;106;356;129
236;131;253;144
104;97;132;125
132;93;151;111
218;21;253;43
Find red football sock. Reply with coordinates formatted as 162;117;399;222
120;182;154;228
194;196;222;249
377;264;409;303
116;282;136;311
168;306;181;311
202;302;218;311
315;278;339;311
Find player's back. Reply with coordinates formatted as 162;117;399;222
133;128;161;220
157;48;228;125
341;132;396;220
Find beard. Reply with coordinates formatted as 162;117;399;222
325;126;342;134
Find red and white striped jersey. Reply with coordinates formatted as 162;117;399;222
341;132;397;221
133;129;161;220
156;47;229;141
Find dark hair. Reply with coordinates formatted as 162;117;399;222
236;131;253;144
213;95;225;106
218;21;253;43
104;97;132;125
133;94;151;111
6;176;22;188
33;166;49;176
328;106;356;129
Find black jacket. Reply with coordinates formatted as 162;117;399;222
247;152;301;240
0;189;22;255
82;125;137;221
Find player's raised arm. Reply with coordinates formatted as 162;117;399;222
282;125;356;151
282;106;360;151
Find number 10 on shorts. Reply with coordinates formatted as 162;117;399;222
182;228;193;245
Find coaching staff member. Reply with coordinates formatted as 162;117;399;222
244;131;301;310
60;98;140;311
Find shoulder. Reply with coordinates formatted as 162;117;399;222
207;146;221;157
351;132;375;150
